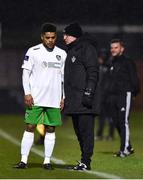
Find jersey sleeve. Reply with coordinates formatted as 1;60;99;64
21;48;34;71
61;51;67;83
22;69;31;95
61;51;67;99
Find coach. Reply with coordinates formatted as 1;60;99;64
63;23;100;170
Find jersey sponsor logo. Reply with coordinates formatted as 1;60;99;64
41;61;61;69
48;62;61;68
71;56;76;63
24;55;29;61
41;61;48;68
56;55;61;61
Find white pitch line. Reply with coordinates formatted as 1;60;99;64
0;129;65;165
0;129;121;179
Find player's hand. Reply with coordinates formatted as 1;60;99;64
60;98;64;110
24;94;34;107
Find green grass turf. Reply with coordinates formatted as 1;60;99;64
0;111;143;179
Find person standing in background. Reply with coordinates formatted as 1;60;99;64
95;48;115;141
105;39;140;157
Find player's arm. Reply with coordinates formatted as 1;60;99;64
60;51;67;110
60;82;64;110
22;68;34;107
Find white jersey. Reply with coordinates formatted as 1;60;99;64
22;43;67;108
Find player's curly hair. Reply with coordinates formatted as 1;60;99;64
41;23;57;34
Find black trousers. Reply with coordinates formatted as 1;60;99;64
108;92;133;152
97;99;114;138
71;114;95;166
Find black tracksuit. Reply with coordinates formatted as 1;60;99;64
105;55;140;153
64;35;99;167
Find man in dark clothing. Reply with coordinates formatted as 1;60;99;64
105;39;140;157
95;48;115;141
63;23;99;170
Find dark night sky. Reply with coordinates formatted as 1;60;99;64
1;0;143;60
1;0;143;27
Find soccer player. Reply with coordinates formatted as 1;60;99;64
14;23;67;169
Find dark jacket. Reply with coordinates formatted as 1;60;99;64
64;35;100;114
98;64;110;100
104;55;140;96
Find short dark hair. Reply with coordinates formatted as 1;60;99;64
110;38;125;47
41;23;57;34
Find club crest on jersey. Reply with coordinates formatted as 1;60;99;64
41;61;48;68
56;55;61;61
71;56;76;63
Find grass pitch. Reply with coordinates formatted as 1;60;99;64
0;112;143;179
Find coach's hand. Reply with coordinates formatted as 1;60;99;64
24;94;34;107
82;88;94;108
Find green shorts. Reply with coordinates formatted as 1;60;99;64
25;106;62;126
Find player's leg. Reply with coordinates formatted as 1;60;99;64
43;125;55;170
43;107;62;170
21;124;36;162
14;106;43;168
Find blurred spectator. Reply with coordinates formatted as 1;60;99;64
95;48;115;141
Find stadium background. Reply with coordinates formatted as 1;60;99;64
0;0;143;113
1;1;143;179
